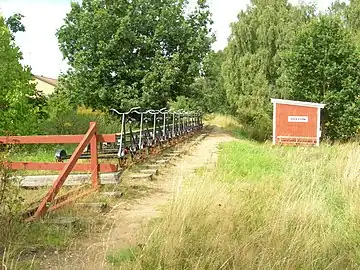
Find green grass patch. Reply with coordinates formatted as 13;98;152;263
8;144;77;162
110;116;360;269
19;221;83;250
216;141;284;182
107;246;138;266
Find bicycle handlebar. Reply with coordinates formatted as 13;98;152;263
110;107;141;115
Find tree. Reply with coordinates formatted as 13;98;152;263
284;15;360;141
329;1;360;44
222;0;315;140
0;16;39;135
5;13;25;37
57;0;213;111
191;50;228;113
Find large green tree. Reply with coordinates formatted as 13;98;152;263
221;0;315;140
186;50;228;113
284;15;360;141
0;16;40;135
57;0;213;111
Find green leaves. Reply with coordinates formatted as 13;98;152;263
221;0;309;139
5;13;25;37
283;15;360;141
0;16;40;135
57;0;213;111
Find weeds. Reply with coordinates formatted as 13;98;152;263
107;247;138;266
0;150;23;254
0;150;105;267
110;115;360;269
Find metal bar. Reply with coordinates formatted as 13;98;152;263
4;162;118;172
172;113;175;137
117;114;125;158
153;113;156;140
139;113;143;149
163;113;166;136
0;134;117;144
29;122;97;220
90;124;99;188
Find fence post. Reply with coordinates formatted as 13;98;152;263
90;122;99;188
27;122;97;220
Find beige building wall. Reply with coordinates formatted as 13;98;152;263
33;78;56;96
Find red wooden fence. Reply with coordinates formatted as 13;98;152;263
0;122;118;220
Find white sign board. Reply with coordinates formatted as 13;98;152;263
288;116;308;123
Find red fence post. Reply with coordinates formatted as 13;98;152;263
27;122;97;220
90;122;99;188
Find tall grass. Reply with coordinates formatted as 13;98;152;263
0;153;86;267
111;119;360;269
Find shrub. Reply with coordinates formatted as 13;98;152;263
0;150;23;254
284;15;360;141
38;93;120;135
237;109;272;141
168;96;202;112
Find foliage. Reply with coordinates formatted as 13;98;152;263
57;0;213;112
192;50;229;113
0;152;22;218
168;95;201;112
168;51;229;113
5;13;25;36
329;0;360;45
0;16;44;136
283;15;360;141
0;150;23;255
221;0;315;140
39;92;121;135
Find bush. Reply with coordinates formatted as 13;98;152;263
0;150;23;255
0;17;43;136
168;96;202;112
284;15;360;141
237;109;272;141
38;93;120;135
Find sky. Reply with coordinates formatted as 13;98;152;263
0;0;334;79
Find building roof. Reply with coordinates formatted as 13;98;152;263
32;74;58;87
271;98;326;109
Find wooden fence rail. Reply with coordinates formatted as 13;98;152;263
0;122;118;221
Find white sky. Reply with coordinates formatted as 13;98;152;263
0;0;334;78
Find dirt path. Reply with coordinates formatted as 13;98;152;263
39;129;234;270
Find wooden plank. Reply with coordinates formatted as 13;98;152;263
130;173;153;180
139;169;158;175
101;192;123;198
0;134;117;144
144;164;161;169
277;136;316;140
164;153;180;157
5;162;118;172
156;159;169;164
75;202;108;209
19;172;121;187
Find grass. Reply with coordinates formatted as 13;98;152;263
216;141;284;182
107;247;138;265
109;115;360;269
8;144;76;162
0;169;159;268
